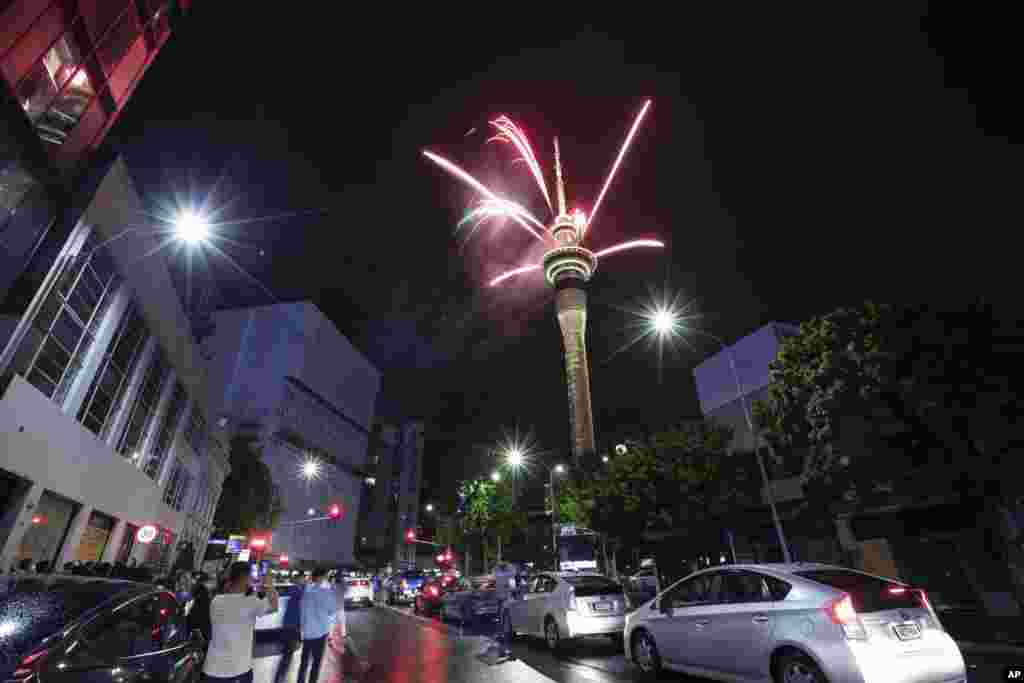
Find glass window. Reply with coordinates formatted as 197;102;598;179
96;6;141;75
173;471;192;512
53;594;162;668
563;576;624;596
16;230;119;403
662;571;724;609
116;349;169;459
722;571;769;603
77;304;149;436
184;405;207;457
163;460;183;506
146;381;186;478
793;569;920;613
764;575;793;601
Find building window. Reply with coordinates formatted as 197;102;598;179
116;348;169;460
173;472;191;512
145;381;186;479
77;303;148;436
163;459;183;506
184;405;207;457
16;25;98;147
15;230;118;403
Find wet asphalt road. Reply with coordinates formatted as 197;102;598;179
251;603;1017;682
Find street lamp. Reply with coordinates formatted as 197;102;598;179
491;471;501;482
645;307;792;563
174;211;210;245
425;503;434;513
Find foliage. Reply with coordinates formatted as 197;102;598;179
755;302;1023;508
213;435;283;536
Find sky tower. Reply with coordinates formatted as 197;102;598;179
424;99;661;466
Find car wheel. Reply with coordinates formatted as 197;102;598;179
544;617;562;651
631;629;662;676
775;652;827;683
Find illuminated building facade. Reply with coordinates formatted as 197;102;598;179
2;0;192;315
0;158;229;574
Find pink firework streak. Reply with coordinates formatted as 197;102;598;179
587;99;652;235
422;151;548;243
488;116;553;214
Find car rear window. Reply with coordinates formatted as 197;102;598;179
794;569;920;612
0;578;138;673
563;576;624;596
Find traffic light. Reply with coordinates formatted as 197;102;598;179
405;529;416;543
280;555;289;565
250;538;266;550
328;503;342;520
436;554;444;563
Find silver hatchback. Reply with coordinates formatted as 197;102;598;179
624;563;966;683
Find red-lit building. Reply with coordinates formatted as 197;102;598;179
1;0;191;312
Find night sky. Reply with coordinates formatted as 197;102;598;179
108;5;1018;505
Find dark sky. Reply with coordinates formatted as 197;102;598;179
110;5;1019;504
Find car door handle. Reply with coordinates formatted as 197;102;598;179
752;615;769;624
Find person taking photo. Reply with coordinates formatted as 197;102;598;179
202;562;278;683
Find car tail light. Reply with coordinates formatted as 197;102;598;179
13;649;50;678
567;588;577;611
358;580;368;587
825;594;867;639
428;586;439;597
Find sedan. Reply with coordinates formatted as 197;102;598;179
440;577;502;624
0;575;206;682
343;577;373;608
502;572;628;650
624;562;967;683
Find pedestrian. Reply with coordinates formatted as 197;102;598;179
492;562;517;657
189;574;213;643
202;562;279;683
297;567;338;683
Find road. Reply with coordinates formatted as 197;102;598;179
251;604;1015;682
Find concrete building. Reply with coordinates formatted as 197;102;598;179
0;158;229;573
2;0;192;306
201;302;381;569
358;421;424;571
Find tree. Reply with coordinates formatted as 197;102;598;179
213;435;283;537
755;302;1024;600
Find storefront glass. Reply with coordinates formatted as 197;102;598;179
16;490;77;567
74;510;115;562
118;523;138;562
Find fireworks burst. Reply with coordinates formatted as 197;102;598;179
424;99;664;285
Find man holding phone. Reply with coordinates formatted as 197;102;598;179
203;562;279;683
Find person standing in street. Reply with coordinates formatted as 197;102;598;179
297;567;339;683
202;562;278;683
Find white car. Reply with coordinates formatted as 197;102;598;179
502;572;628;650
624;563;966;683
344;577;374;607
629;568;659;594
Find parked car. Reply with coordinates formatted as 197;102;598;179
0;575;206;683
624;562;967;683
502;572;627;650
383;570;427;605
440;576;502;624
343;577;373;607
253;583;301;646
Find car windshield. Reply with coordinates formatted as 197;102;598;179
563;576;624;596
0;578;139;673
794;569;922;613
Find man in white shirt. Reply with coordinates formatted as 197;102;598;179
202;562;279;683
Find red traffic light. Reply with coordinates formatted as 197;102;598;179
436;554;444;563
328;503;342;520
405;529;415;542
280;555;289;564
250;538;266;549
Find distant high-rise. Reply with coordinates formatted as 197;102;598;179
1;0;193;308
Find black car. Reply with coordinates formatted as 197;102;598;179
0;575;206;683
413;576;462;616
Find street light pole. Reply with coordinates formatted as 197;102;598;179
719;338;792;563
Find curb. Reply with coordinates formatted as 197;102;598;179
956;641;1024;657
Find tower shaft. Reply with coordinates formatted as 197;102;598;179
555;285;596;465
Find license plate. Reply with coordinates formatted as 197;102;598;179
593;601;613;612
893;623;921;640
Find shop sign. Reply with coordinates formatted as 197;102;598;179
136;525;158;544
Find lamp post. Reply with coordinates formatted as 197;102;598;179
649;310;792;563
549;463;566;570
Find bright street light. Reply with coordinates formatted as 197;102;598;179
506;449;524;468
425;503;434;513
491;471;501;482
553;464;565;474
300;458;321;481
602;455;609;463
174;211;210;245
652;308;676;336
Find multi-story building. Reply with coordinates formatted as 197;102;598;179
0;157;229;573
2;0;191;309
201;302;381;569
358;421;424;571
